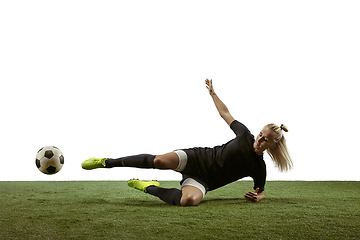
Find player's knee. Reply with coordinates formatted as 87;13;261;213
180;195;200;207
153;156;166;169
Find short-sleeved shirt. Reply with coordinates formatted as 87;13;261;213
180;120;266;192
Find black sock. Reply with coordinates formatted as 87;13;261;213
146;186;182;206
105;154;155;168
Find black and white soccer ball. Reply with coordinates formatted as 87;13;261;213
35;146;64;174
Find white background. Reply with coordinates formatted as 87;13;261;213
1;1;359;182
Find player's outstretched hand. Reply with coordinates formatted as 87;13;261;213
205;79;215;95
244;188;264;202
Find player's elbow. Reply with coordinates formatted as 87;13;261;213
220;112;235;126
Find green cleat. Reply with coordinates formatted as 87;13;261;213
81;158;107;170
127;179;160;193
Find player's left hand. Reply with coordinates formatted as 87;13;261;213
244;188;263;202
205;79;215;95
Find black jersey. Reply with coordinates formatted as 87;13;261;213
180;120;266;192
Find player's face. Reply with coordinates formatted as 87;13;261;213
254;127;276;154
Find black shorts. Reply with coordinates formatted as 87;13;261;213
178;148;211;192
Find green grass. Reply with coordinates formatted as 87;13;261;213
1;181;359;239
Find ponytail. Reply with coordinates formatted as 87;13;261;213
280;124;288;132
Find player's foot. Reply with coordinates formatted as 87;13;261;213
127;179;160;193
81;158;107;170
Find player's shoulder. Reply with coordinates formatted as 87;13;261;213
230;120;251;135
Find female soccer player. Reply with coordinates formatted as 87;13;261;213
82;79;292;206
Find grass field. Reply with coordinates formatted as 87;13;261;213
1;181;359;239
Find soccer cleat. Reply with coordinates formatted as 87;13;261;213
81;158;107;170
127;179;160;193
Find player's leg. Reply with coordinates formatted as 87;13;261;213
128;178;205;207
148;184;205;207
106;152;180;169
81;154;156;170
146;178;205;207
82;150;185;170
127;179;182;205
81;152;179;170
105;154;156;168
180;178;206;206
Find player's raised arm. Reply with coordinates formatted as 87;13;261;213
205;79;235;126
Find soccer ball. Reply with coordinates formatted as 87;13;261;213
35;146;64;174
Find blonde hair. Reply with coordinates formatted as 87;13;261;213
266;124;293;172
